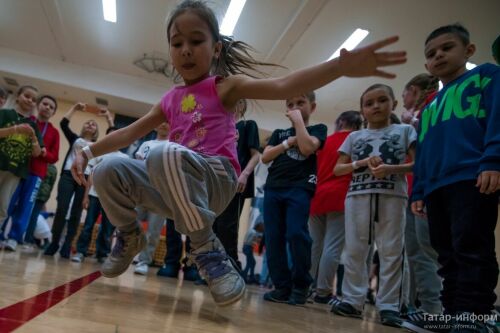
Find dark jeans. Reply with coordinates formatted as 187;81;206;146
164;219;190;266
264;187;313;290
213;193;245;266
24;200;45;244
48;171;87;256
426;180;499;314
76;195;115;258
242;244;256;280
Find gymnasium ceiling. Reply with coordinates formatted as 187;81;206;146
0;0;498;132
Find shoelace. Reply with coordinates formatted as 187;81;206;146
195;251;231;280
111;232;127;257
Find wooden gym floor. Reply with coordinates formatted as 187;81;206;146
0;248;401;333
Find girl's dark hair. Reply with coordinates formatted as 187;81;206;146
166;0;281;80
37;94;58;111
359;84;395;109
335;110;362;131
425;23;470;46
16;85;38;96
405;73;439;110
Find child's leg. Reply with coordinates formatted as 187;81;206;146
341;195;372;311
137;212;165;264
59;180;86;257
212;193;243;265
0;171;20;229
426;181;498;315
374;195;406;312
164;218;182;267
316;212;345;297
75;196;101;256
284;188;313;290
308;214;326;286
264;188;291;291
95;208;115;258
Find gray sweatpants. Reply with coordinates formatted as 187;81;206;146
309;212;345;297
342;194;406;312
0;170;20;223
93;142;237;250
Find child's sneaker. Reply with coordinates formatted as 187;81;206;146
182;265;201;281
263;288;291;303
331;300;363;319
189;238;245;306
401;310;453;333
4;239;17;251
380;310;403;328
71;252;85;263
134;261;149;275
288;287;310;305
157;264;180;278
314;293;335;304
101;227;146;278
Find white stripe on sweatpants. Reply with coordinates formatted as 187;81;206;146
162;144;203;232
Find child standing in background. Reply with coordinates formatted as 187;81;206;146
261;92;327;305
332;84;416;327
309;110;362;304
71;0;406;307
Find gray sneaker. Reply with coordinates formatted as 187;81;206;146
190;238;245;306
4;239;17;251
101;228;146;278
71;252;85;263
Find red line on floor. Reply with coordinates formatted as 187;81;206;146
0;271;101;332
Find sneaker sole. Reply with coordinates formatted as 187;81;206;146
331;306;363;319
214;284;246;307
101;234;146;278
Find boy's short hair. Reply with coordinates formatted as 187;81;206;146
37;94;58;111
425;23;470;46
303;91;316;103
492;34;500;64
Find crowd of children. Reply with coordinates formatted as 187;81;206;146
0;1;499;332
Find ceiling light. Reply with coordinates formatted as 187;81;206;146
102;0;116;23
466;62;477;70
220;0;246;36
328;28;369;61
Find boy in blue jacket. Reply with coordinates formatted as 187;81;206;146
408;24;499;333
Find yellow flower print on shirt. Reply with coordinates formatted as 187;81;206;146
181;94;197;113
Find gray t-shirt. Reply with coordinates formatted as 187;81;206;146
339;124;417;198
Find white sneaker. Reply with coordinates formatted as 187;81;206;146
71;253;85;263
4;239;17;251
134;261;149;275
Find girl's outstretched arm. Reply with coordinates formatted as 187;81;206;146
220;36;406;107
71;103;164;185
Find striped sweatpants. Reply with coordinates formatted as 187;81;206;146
93;142;237;249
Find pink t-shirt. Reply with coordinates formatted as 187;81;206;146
160;76;240;175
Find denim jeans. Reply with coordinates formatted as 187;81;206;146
264;187;313;290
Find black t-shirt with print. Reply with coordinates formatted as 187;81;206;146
265;124;327;193
236;120;260;198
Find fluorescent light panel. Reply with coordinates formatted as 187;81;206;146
466;62;476;70
328;28;369;61
102;0;116;23
220;0;246;36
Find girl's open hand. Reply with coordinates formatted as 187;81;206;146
71;150;88;186
338;36;406;79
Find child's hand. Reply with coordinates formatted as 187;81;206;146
15;124;35;136
476;171;500;194
71;150;89;186
338;36;406;79
370;163;391;179
356;157;371;167
287;136;297;147
368;156;383;168
285;109;303;125
411;200;426;218
98;108;111;118
73;103;86;112
236;173;248;193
